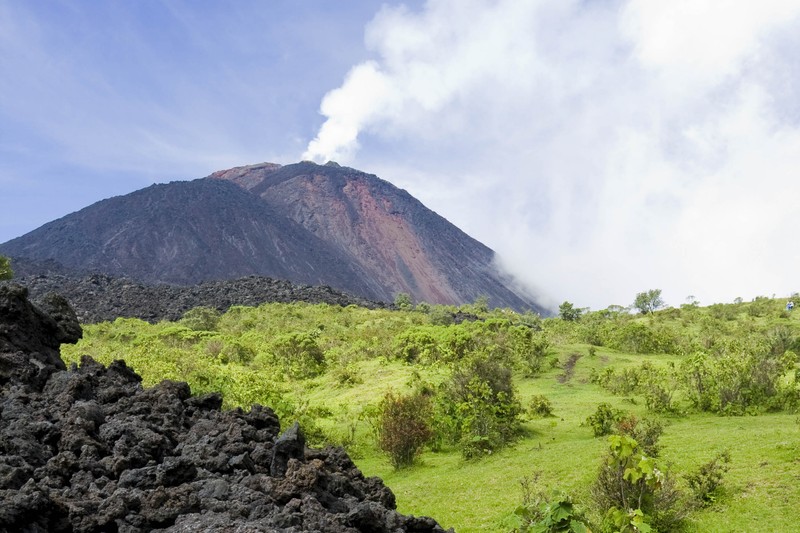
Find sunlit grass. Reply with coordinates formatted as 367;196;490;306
60;297;800;532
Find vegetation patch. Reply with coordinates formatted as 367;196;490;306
60;293;800;532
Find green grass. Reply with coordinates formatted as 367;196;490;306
59;298;800;532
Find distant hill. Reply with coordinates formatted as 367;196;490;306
1;161;544;313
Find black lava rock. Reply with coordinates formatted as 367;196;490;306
0;286;450;532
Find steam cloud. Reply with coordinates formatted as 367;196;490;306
304;0;800;310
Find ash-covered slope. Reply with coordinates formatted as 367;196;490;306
0;161;544;312
0;284;451;532
0;178;371;291
212;161;543;312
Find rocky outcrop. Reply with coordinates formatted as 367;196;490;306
0;285;80;390
8;273;389;324
0;286;451;532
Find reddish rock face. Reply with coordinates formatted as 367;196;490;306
212;161;542;312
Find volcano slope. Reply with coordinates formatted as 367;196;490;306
0;284;451;532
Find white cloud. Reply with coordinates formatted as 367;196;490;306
306;0;800;310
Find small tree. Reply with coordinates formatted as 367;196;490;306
0;255;12;280
180;306;221;331
270;331;326;379
559;301;582;321
434;354;523;458
394;292;413;310
633;289;665;315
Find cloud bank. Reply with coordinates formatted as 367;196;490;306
304;0;800;310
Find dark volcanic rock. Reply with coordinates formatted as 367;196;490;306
0;287;451;532
7;273;388;324
0;285;80;390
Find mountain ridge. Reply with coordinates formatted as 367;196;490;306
1;161;545;313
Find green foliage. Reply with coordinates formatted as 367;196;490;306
592;367;641;396
637;363;679;415
614;415;664;458
680;347;796;415
0;255;12;280
512;475;590;533
393;327;441;363
528;394;554;418
592;435;686;533
586;403;624;437
180;306;222;331
394;292;413;310
633;289;665;315
559;301;582;322
519;332;552;377
378;390;433;469
685;450;731;506
267;331;326;379
607;322;677;355
602;507;651;533
59;293;800;532
435;354;523;458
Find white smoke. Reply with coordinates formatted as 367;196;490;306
304;0;800;310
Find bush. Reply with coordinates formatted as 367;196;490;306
392;327;440;363
639;362;679;414
592;435;687;533
528;394;554;418
686;450;731;506
615;415;664;458
586;403;623;437
434;355;523;458
180;306;221;331
378;391;433;469
269;331;326;379
518;332;552;377
512;475;590;533
680;348;796;415
0;255;12;280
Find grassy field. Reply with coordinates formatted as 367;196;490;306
357;349;800;531
60;297;800;532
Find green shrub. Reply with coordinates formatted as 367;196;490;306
180;306;221;331
680;348;796;415
686;450;731;506
608;322;678;354
638;362;679;414
614;414;664;458
592;435;687;533
434;355;523;458
518;332;552;377
512;475;590;533
393;327;440;363
0;255;12;280
586;403;623;437
269;331;326;379
528;394;554;418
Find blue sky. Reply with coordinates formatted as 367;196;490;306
2;0;800;310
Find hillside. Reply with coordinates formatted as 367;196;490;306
57;295;800;532
211;161;535;311
0;161;544;313
0;177;371;290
